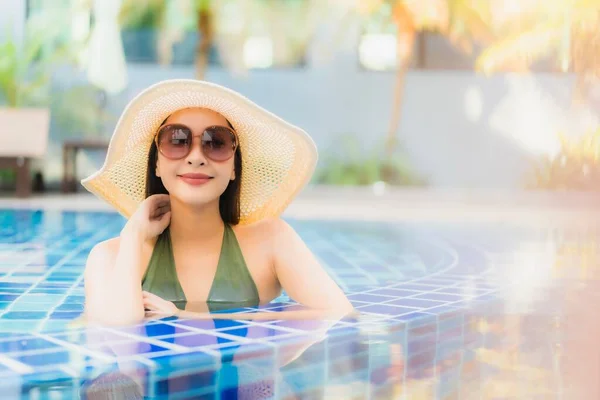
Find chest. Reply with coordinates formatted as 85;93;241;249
170;230;279;303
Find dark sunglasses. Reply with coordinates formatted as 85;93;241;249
154;124;238;162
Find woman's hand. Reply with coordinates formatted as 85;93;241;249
142;291;179;317
122;194;171;243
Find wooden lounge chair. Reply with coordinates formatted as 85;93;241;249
0;108;50;197
61;139;109;193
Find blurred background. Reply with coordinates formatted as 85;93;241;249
2;3;600;398
1;0;600;196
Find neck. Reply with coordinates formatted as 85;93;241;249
168;197;225;244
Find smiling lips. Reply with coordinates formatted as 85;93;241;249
178;173;213;186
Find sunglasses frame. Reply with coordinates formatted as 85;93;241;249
154;123;238;161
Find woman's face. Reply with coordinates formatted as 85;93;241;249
155;107;236;207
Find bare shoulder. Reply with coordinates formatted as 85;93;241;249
88;237;120;260
84;237;121;276
232;217;293;244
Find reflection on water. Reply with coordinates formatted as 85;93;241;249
72;289;600;399
4;216;600;398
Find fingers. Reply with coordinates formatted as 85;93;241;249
150;194;170;207
150;206;170;220
150;199;171;218
142;291;161;311
142;291;173;314
146;194;170;213
158;211;171;222
143;299;166;313
142;291;163;302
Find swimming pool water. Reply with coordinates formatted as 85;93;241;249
0;208;597;399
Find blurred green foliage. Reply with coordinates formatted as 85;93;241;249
0;11;78;107
527;128;600;191
314;133;427;186
50;84;115;138
119;0;168;30
0;169;15;188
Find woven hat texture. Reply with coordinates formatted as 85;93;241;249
81;79;318;224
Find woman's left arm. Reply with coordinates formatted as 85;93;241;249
268;218;354;312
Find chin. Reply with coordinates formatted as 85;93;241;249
170;182;225;206
177;190;218;206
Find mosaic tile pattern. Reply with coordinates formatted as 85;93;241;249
1;208;593;398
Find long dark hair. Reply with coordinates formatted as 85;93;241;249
145;119;242;225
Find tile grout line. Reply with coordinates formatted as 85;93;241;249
0;353;34;374
0;222;119;319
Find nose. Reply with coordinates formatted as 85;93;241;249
184;136;207;166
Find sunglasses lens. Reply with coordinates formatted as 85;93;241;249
202;126;236;161
157;125;192;159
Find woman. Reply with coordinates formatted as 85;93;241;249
81;79;353;325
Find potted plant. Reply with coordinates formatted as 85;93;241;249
0;18;74;195
527;128;600;191
119;0;166;63
314;133;427;187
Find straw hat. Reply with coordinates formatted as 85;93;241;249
81;79;318;225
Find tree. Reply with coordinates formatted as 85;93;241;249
474;0;600;99
195;0;213;80
119;0;318;79
330;0;494;159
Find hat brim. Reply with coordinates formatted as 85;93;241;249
81;79;318;224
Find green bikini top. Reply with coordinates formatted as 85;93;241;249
141;224;260;312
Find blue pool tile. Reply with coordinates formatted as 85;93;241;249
36;283;70;288
142;323;181;337
153;362;216;394
12;351;71;367
387;298;444;309
49;311;82;320
16;294;63;303
0;319;42;332
0;295;19;302
0;337;59;353
473;293;499;302
55;303;84;312
216;342;276;363
46;276;75;282
356;304;417;316
174;318;248;331
266;319;339;332
434;287;471;295
43;255;66;265
63;296;85;304
151;346;215;367
395;312;434;322
94;341;175;356
1;311;48;319
362;288;421;298
10;302;54;312
29;288;67;294
347;294;397;303
0;288;27;294
395;283;444;291
137;344;182;356
167;333;222;348
12;273;44;277
413;293;464;302
425;305;463;315
0;332;30;340
38;320;72;333
145;315;179;323
256;302;295;312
